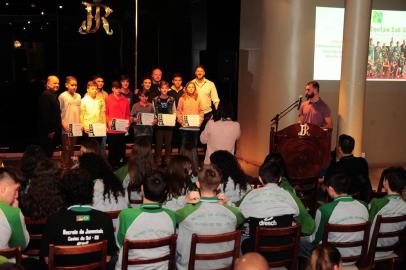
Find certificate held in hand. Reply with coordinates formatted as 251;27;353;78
158;114;176;126
183;115;200;127
89;123;107;137
112;118;129;132
68;123;83;137
137;113;155;126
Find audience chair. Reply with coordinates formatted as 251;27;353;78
127;187;143;205
188;230;241;270
48;240;107;270
122;234;177;269
0;246;22;264
367;215;406;270
376;168;388;193
24;217;47;256
322;222;371;268
254;224;301;270
289;176;318;216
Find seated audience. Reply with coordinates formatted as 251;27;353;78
21;159;64;220
79;153;128;212
324;134;372;201
210;150;252;204
40;169;117;266
310;245;342;270
115;171;176;270
307;173;369;263
0;168;29;250
19;145;48;194
238;160;314;253
263;153;295;193
175;164;244;270
369;166;406;259
200;102;241;164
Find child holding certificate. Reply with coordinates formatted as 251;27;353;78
106;81;130;169
152;81;176;166
176;81;204;170
130;89;155;147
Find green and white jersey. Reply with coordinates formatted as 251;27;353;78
115;203;176;270
0;202;29;249
368;195;406;258
310;196;368;264
175;197;244;270
238;183;315;235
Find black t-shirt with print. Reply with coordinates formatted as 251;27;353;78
40;207;117;266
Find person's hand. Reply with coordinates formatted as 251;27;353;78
153;118;158;125
185;191;200;204
134;88;139;95
217;193;228;205
48;132;55;139
62;123;69;132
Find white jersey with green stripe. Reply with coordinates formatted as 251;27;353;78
115;203;176;270
238;183;315;235
0;201;29;249
175;197;244;270
368;194;406;258
311;196;368;265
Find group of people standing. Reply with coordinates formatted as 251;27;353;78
36;65;241;170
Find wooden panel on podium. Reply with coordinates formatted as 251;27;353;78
270;123;331;178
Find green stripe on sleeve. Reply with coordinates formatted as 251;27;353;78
116;208;143;247
287;190;315;235
313;200;339;245
223;204;245;226
0;202;28;249
368;197;389;223
175;203;201;223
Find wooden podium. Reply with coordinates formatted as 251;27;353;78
269;123;332;179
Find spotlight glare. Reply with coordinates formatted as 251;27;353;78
59;5;63;9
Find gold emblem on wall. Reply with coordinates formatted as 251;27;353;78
79;0;113;35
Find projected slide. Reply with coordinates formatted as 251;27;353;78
314;7;406;81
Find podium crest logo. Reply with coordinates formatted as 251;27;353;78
298;123;310;136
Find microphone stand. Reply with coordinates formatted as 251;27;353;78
270;98;301;153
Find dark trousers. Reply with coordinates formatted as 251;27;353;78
180;129;199;172
107;133;126;168
39;132;59;158
155;127;173;160
61;133;77;169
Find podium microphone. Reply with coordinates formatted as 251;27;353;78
297;95;303;110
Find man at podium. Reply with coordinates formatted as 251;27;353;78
299;81;333;129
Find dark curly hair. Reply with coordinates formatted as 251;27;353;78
21;159;64;219
209;150;251;192
128;138;155;191
20;145;49;181
59;168;93;207
78;153;125;203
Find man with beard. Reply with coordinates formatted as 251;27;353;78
299;81;332;129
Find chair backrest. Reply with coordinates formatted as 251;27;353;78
377;168;388;193
127;187;143;205
322;221;370;267
0;246;22;264
254;223;301;270
24;217;47;256
188;230;241;270
122;234;177;269
48;240;107;270
289;176;318;216
367;214;406;264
